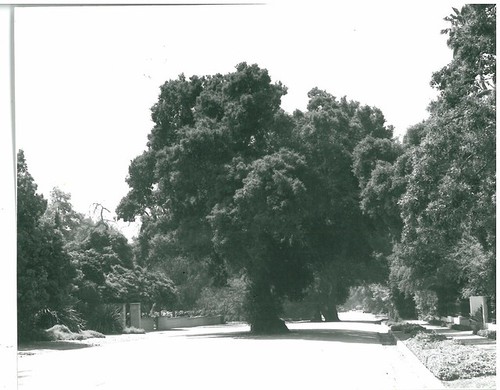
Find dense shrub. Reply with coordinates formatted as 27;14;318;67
34;306;86;333
85;304;123;334
390;322;425;334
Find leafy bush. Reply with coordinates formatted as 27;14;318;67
34;306;86;333
405;335;496;380
86;304;123;334
390;322;425;334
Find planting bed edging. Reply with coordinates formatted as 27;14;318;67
387;328;445;389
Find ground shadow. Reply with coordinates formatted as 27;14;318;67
334;319;386;324
183;326;386;345
18;341;93;352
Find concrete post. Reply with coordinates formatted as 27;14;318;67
130;303;141;329
119;303;127;329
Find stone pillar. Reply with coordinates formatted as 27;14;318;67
130;303;141;329
469;296;488;324
119;303;127;329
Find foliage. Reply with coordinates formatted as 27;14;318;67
342;284;394;315
413;290;439;320
103;265;177;312
195;276;247;321
85;304;123;335
405;333;496;380
356;5;496;315
17;151;78;341
34;306;85;333
42;187;85;241
389;322;425;334
117;61;400;331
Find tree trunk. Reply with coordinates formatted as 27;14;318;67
322;303;340;322
250;316;289;334
246;277;289;334
311;305;323;322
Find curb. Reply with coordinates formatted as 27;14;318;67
380;324;445;389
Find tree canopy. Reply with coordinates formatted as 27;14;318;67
357;4;496;317
118;63;396;332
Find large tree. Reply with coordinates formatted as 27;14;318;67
290;89;396;321
118;63;396;331
118;63;306;332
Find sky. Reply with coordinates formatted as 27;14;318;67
13;1;467;240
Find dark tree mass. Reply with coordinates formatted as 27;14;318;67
357;4;495;317
117;63;395;332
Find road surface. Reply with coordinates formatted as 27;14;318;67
17;312;443;390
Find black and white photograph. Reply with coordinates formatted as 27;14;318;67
1;1;496;389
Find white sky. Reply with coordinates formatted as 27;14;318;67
14;1;466;240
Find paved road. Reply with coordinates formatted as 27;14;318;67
17;313;443;390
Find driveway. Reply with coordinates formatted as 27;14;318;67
17;312;443;390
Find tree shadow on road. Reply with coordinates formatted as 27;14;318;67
18;341;93;352
183;326;385;345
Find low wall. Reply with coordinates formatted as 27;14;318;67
140;317;155;332
157;315;224;330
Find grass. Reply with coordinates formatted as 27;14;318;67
404;332;496;381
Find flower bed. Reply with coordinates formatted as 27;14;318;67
404;332;496;381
